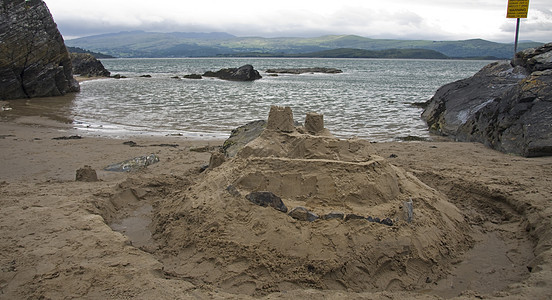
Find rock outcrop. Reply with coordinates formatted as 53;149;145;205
202;64;262;81
0;0;79;100
265;67;343;74
422;43;552;157
70;53;110;77
222;120;267;158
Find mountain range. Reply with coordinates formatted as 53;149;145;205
65;31;544;59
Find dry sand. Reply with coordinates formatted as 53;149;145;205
0;104;551;299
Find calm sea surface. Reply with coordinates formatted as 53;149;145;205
72;58;491;140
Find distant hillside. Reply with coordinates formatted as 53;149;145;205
65;31;544;59
67;46;115;58
222;48;450;59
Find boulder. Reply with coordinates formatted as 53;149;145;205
0;0;79;100
222;120;266;158
70;53;110;77
422;43;552;157
203;64;262;81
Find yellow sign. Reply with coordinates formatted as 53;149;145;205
507;0;529;18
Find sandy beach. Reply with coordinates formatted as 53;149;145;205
1;105;551;299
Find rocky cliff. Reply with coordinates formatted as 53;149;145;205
422;43;552;157
0;0;79;100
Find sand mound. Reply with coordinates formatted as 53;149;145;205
147;107;472;295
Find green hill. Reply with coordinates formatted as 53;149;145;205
65;31;544;59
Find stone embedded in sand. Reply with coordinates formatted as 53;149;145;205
226;185;241;197
266;106;295;133
322;211;345;220
288;207;319;222
75;165;98;182
345;213;365;221
246;191;288;213
305;112;325;135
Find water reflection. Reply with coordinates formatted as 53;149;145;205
2;93;77;124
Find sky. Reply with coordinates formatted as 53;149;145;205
43;0;551;43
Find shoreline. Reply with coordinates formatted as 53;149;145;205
1;114;551;299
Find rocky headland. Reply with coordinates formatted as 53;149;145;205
70;53;111;78
0;0;79;100
422;43;552;157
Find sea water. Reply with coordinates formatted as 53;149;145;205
72;58;491;140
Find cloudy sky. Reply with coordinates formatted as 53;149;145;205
43;0;551;42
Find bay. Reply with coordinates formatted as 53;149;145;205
72;58;491;140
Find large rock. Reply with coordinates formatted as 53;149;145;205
0;0;79;100
70;53;110;77
422;43;552;157
202;64;262;81
222;120;266;158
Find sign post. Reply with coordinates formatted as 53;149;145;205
506;0;530;58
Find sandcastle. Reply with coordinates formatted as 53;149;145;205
152;106;472;295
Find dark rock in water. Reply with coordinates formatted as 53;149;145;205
75;165;98;182
104;154;160;172
139;74;152;78
246;191;288;213
70;53;110;77
203;64;262;81
288;207;319;222
422;43;552;157
266;67;343;74
0;0;80;100
222;120;266;158
111;74;127;79
322;212;345;220
183;74;202;79
345;214;366;221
